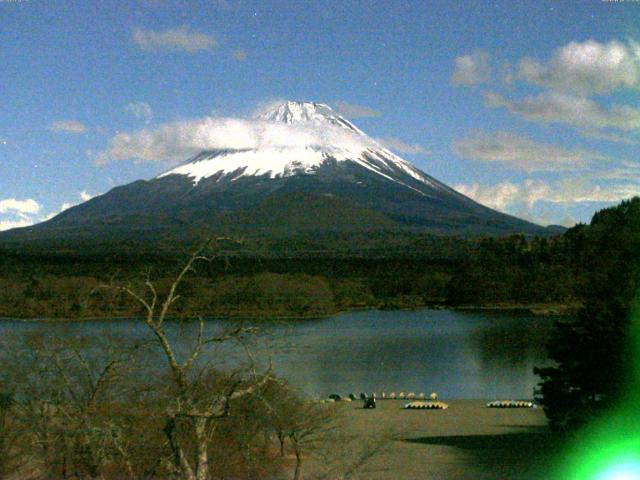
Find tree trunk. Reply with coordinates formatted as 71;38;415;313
195;417;209;480
163;417;195;480
293;449;302;480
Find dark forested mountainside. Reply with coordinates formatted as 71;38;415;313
0;101;558;249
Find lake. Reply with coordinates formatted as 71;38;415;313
0;309;555;400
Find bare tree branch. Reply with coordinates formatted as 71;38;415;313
157;240;213;328
202;326;257;345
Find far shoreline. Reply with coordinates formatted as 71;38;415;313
0;302;576;323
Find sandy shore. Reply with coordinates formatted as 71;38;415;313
309;399;559;480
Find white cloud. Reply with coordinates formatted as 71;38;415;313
455;180;548;211
63;191;95;209
483;91;640;141
96;115;376;165
0;198;41;231
582;130;640;145
517;39;640;94
452;131;605;172
456;177;640;225
0;198;40;215
548;178;640;204
133;26;216;52
232;48;247;61
49;120;87;134
332;101;381;118
376;137;427;154
451;51;491;86
79;191;94;202
597;160;640;180
125;102;153;124
454;177;640;227
0;218;34;231
0;192;97;231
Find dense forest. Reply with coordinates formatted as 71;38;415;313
0;228;589;319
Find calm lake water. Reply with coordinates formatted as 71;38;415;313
0;309;555;400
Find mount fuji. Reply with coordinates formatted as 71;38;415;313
2;101;555;249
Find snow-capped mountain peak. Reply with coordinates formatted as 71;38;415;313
261;101;333;124
158;101;442;194
17;100;548;240
260;101;366;135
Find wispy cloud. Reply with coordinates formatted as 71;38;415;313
133;26;216;52
517;39;640;94
332;101;381;118
451;51;491;86
460;39;640;142
95;115;375;166
452;130;605;172
483;91;640;142
456;177;640;226
377;137;427;154
125;101;153;124
48;120;87;134
456;179;548;211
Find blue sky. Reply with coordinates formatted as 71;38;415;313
1;0;639;229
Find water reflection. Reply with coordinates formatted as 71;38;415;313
0;309;557;400
262;309;556;399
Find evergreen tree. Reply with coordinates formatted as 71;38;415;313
535;198;640;430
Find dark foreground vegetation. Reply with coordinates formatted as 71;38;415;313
535;198;640;432
0;334;382;480
0;225;593;320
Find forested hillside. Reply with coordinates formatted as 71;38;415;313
0;222;597;320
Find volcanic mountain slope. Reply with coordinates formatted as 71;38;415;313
3;101;556;247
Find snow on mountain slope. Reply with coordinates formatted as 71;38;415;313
0;101;552;243
158;101;444;194
261;101;367;135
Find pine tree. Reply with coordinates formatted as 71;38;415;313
535;198;640;430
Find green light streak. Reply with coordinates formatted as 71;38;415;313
555;300;640;479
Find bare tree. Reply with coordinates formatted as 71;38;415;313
100;239;272;480
288;402;335;480
256;380;337;480
0;329;149;480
